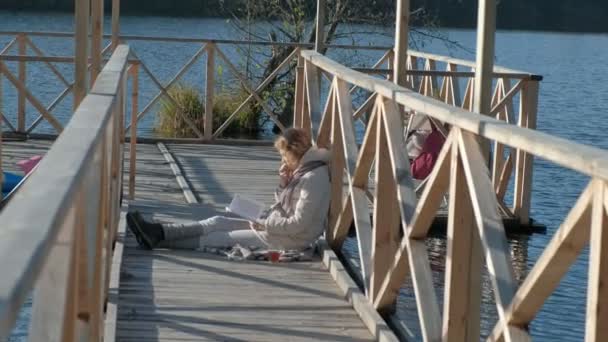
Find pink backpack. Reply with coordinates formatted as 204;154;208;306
410;124;445;180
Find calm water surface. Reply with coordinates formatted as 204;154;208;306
2;12;607;342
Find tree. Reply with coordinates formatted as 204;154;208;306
221;0;470;132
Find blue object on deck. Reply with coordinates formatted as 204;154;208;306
2;172;24;193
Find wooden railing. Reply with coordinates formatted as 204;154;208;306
0;31;391;142
297;50;608;341
0;45;129;341
320;48;542;225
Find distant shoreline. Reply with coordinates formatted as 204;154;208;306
1;5;608;34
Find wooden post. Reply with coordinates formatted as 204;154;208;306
473;0;496;116
393;0;410;87
442;138;481;341
74;0;90;109
129;65;138;200
204;44;215;141
370;112;400;303
315;0;325;53
17;33;26;132
293;55;305;128
586;180;608;342
111;0;120;50
513;80;539;224
91;0;104;84
473;0;497;162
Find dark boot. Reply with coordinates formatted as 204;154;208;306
126;210;165;249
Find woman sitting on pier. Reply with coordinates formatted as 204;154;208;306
126;127;330;252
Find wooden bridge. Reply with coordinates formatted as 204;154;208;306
1;1;608;342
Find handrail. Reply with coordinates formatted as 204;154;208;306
408;50;542;80
0;30;539;77
0;30;391;50
0;45;129;340
301;50;608;180
0;31;541;143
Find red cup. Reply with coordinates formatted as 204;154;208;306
267;251;281;263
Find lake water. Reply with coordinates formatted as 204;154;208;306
2;11;608;342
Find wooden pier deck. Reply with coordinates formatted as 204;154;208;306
116;143;379;341
2;140;389;341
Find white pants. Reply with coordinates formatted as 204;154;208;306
158;216;270;250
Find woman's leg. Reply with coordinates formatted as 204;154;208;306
157;216;268;250
162;216;250;241
199;229;270;249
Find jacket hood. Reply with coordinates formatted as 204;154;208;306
299;146;330;165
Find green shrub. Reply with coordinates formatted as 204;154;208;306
155;84;204;138
155;84;262;139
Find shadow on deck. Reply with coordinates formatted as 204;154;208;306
117;200;375;342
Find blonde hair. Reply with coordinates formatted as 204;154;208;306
275;128;312;168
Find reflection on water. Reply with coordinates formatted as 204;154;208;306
342;233;530;340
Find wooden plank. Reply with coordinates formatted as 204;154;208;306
382;99;441;341
103;205;127;342
381;99;417;225
488;182;593;341
335;78;373;291
204;43;215;140
315;0;325;53
305;60;322;137
586;180;608;342
462;78;474;111
74;0;90;108
27;206;77;342
87;148;106;342
128;65;138;200
442;139;481;341
370;113;400;302
352;103;378;188
111;0;120;49
374;125;453;314
91;0;104;84
329;89;344;237
495;153;513;202
17;34;25;132
458;130;529;342
393;0;410;86
293;55;304;128
513;81;539;224
330;193;354;248
315;82;334;148
473;0;497;116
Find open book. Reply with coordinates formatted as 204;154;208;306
226;194;266;224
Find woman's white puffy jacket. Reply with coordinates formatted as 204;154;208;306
263;147;330;250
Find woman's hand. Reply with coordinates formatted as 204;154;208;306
279;163;292;188
250;222;265;231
